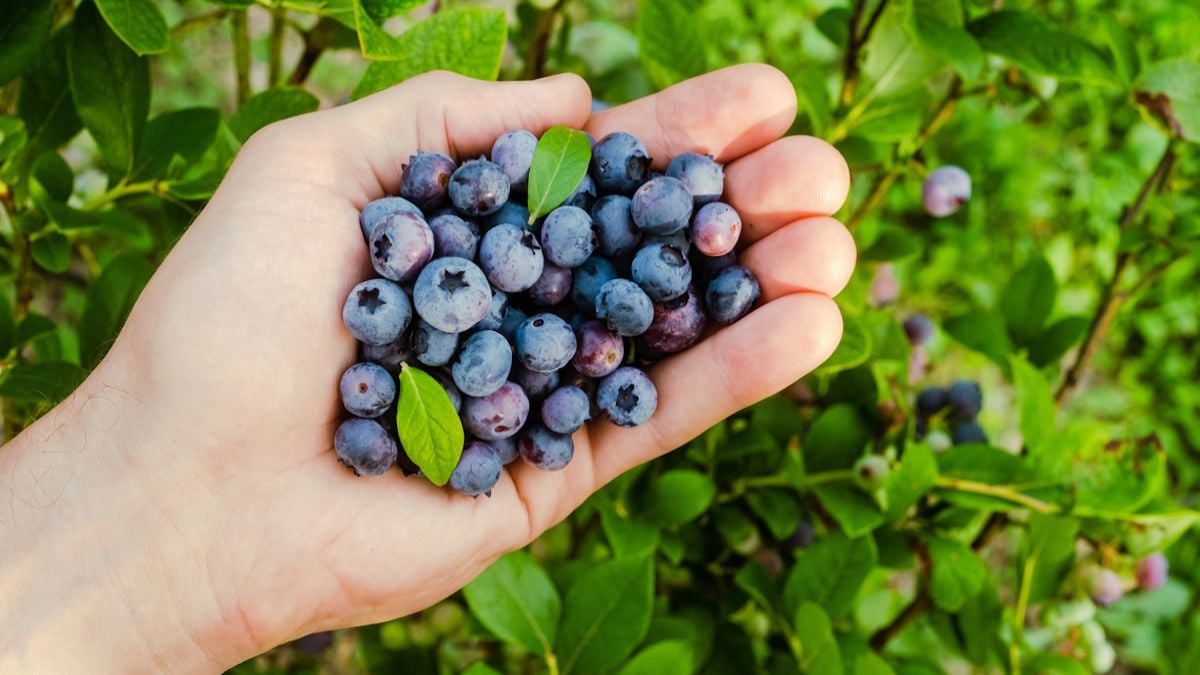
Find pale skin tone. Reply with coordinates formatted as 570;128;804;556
0;65;854;673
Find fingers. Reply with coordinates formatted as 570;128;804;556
586;64;797;167
738;216;857;298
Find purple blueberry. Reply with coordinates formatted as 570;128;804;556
596;366;657;427
591;132;651;195
479;223;545;292
449;441;503;497
451;330;513;397
903;314;935;346
643;230;691;256
591;194;642;257
1089;568;1124;607
369;211;435;282
947;380;983;418
449;158;511;217
639;285;706;355
462;381;530;441
491;130;538;191
492;436;519;465
665;152;724;205
432;370;463;412
516;313;577;373
359;196;421;238
692;250;737;285
631;176;693;235
528;263;573;307
563;173;598;210
400;151;456;210
484;201;532;230
413;257;492;333
519;424;575;470
632;242;693;301
922;165;972;217
511;365;560;401
690;202;741;256
498;305;529;343
411;318;461;367
572;319;624;378
360;335;411;373
339;362;397;418
342;278;412;346
541;385;590;435
594;278;653;336
429;213;480;260
570;255;619;312
705;265;760;323
334;418;398;476
540;206;596;268
916;387;948;416
1136;552;1168;590
950;420;987;445
475;289;509;331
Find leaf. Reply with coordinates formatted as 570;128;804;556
1100;16;1140;85
600;507;660;558
0;116;27;161
943;311;1012;372
905;0;983;80
999;257;1056;345
0;361;88;402
792;603;843;675
227;88;320;143
745;488;803;540
69;1;151;175
352;0;402;59
78;254;154;368
1010;355;1056;456
1138;60;1200;142
641;469;716;527
967;10;1112;82
812;486;885;538
814;311;872;375
461;663;502;675
31;230;70;273
636;0;707;90
0;0;53;85
885;443;938;521
802;403;869;472
352;9;508;99
526;126;593;222
463;551;561;655
95;0;169;55
1068;435;1166;516
362;0;424;21
31;152;74;202
0;294;14;355
928;538;988;611
860;228;920;261
1022;515;1078;604
557;555;654;675
783;532;876;620
15;313;56;347
1027;315;1089;368
395;364;465;486
133;108;222;181
18;29;83;151
617;640;694;675
815;7;851;48
734;561;776;610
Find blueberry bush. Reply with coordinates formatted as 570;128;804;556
1;0;1198;673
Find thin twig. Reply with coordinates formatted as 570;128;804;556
171;9;229;37
268;6;287;87
287;17;339;86
232;10;253;104
523;0;569;80
839;0;890;105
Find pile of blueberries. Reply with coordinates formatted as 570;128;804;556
335;130;760;496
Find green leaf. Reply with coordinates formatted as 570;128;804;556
228;88;320;143
352;0;402;59
905;0;983;80
133;108;222;181
95;0;169;55
1068;435;1166;516
600;507;660;559
815;7;851;49
362;0;424;21
802;403;870;472
0;116;28;162
463;551;561;655
0;361;88;402
1000;257;1056;345
792;603;843;675
0;294;14;355
31;230;70;273
557;555;654;675
15;313;56;347
812;485;885;538
461;663;502;675
395;364;465;486
943;311;1012;372
733;560;776;610
1022;515;1078;603
860;228;921;262
18;29;83;151
1010;355;1056;456
31;152;74;202
967;10;1112;82
618;640;694;675
0;0;53;85
1138;60;1200;142
69;1;151;175
1027;315;1089;368
885;443;938;521
352;9;508;99
636;0;707;90
783;532;876;619
814;311;872;375
527;126;593;222
746;489;803;540
928;537;988;611
78;254;154;368
641;469;715;527
1100;16;1140;85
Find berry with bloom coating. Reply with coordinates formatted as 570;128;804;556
572;319;624;378
666;152;724;205
564;173;598;210
462;381;529;441
492;436;519;465
596;367;657;427
491;129;537;191
339;362;396;418
922;165;972;217
335;418;398;476
449;441;503;497
342;278;412;346
705;265;760;323
571;255;619;312
541;385;590;435
1136;552;1169;590
594;278;653;336
528;263;573;307
360;196;421;237
428;213;480;260
591;194;641;257
639;285;706;355
449;158;510;217
631;176;694;235
369;211;435;283
632;242;693;301
516;313;577;373
475;289;508;332
413;257;492;333
400;151;456;210
452;330;513;397
519;424;575;470
411;318;460;366
479;224;545;293
591;132;651;195
853;455;891;489
360;335;411;373
512;365;559;401
689;202;741;256
485;201;531;230
540;206;596;268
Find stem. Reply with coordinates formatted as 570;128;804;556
1010;540;1039;672
287;17;339;86
232;10;253;105
79;180;160;211
268;5;287;87
545;652;560;675
846;169;899;231
839;0;890;106
523;0;569;80
934;476;1059;514
171;9;229;37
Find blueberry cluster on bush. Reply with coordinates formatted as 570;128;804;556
915;379;987;446
335;130;759;496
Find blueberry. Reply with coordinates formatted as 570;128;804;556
452;330;513;397
594;278;653;336
359;196;421;238
540;206;596;268
596;366;657;427
413;257;492;333
689;202;741;256
950;420;988;445
484;201;531;230
518;424;575;470
432;370;463;412
334;418;398;476
491;436;519;465
479;223;545;292
462;381;530;441
563;173;598;210
528;263;573;307
572;319;624;378
705;265;760;323
786;520;815;549
1088;568;1124;607
512;365;559;401
429;213;480;260
915;387;948;416
903;314;935;346
399;151;456;210
360;335;411;373
498;305;529;343
631;176;693;235
369;211;435;282
411;318;461;366
692;250;737;285
396;444;421;475
516;313;577;373
591;194;642;257
1136;552;1169;590
665;152;724;205
339;362;397;418
591;132;651;195
491;129;538;191
449;158;511;217
342;278;413;346
642;230;691;257
475;289;509;331
449;441;503;497
632;242;693;301
540;385;590;435
853;455;891;489
639;285;706;355
570;255;619;312
946;380;983;418
868;263;899;308
922;165;972;217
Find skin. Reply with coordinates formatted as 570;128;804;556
0;65;854;672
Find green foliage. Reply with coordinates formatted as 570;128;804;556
526;126;592;221
395;364;464;486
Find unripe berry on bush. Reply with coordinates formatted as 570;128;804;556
1087;567;1124;607
853;455;891;489
1136;552;1169;590
868;263;899;307
922;165;972;217
926;429;952;453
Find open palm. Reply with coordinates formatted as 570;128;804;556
103;64;854;662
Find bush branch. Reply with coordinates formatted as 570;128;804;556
232;10;253;104
523;0;570;80
268;6;287;87
840;0;890;105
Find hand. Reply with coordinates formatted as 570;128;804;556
0;64;853;672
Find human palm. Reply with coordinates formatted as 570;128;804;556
95;64;854;661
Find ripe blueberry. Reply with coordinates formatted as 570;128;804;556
591;194;642;257
632;242;693;302
339;362;397;418
411;318;461;367
572;319;624;378
570;255;619;312
451;330;513;397
631;176;693;235
400;151;456;210
540;206;596;268
516;313;577;373
638;285;706;355
596;367;657;427
705;265;760;323
413;257;492;333
428;213;480;260
491;130;538;191
665;152;724;205
369;210;435;283
462;381;530;441
449;158;511;217
449;441;503;497
591;132;651;195
540;385;590;435
479;223;545;293
528;263;573;307
342;278;412;346
922;165;972;217
334;418;398;476
360;196;421;238
518;424;575;470
594;278;653;336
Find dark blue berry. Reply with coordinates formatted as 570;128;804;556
342;278;412;346
340;362;396;418
334;418;398;476
449;158;511;217
596;367;657;427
